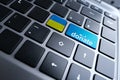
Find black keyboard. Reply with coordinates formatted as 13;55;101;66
0;0;119;80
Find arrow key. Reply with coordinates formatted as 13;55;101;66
66;64;90;80
40;52;68;80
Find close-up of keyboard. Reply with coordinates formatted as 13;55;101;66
0;0;120;80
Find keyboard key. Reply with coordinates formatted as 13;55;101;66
94;74;107;80
81;7;102;23
96;55;115;79
53;0;65;4
15;40;45;67
66;24;98;49
74;44;95;68
47;32;75;57
66;64;90;80
0;55;44;80
77;0;89;6
84;18;101;34
103;17;117;30
51;3;68;17
47;15;67;32
0;29;23;54
67;11;84;26
99;39;115;59
0;25;2;30
25;23;50;43
5;13;31;32
105;12;117;21
10;0;33;14
0;5;12;22
90;5;103;13
34;0;53;9
0;0;13;5
40;52;68;80
66;0;81;12
101;26;116;43
28;6;50;23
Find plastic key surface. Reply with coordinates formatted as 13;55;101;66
66;24;98;49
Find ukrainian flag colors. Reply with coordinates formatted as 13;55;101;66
47;15;67;32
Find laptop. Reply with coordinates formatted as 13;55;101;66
0;0;120;80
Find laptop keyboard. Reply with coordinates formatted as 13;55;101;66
0;0;118;80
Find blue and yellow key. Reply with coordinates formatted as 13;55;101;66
46;15;67;32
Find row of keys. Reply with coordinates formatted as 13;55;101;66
0;0;117;37
2;9;116;59
40;52;114;79
0;0;117;23
0;29;115;79
0;28;115;68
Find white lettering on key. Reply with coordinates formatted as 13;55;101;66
107;20;113;25
83;53;87;58
77;74;81;80
89;12;95;15
58;41;64;47
18;0;22;4
51;62;57;67
71;32;93;46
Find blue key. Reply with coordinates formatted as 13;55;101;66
66;24;98;49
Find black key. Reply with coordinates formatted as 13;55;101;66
105;12;117;20
0;29;23;54
0;55;44;80
51;3;68;17
101;26;116;43
53;0;65;4
66;64;90;80
81;7;102;23
10;0;33;14
28;6;50;23
91;5;103;13
15;40;45;67
0;0;13;5
0;5;12;22
25;23;50;43
67;11;84;26
40;52;68;80
77;0;89;6
96;55;115;79
47;32;75;57
74;44;95;68
94;74;107;80
34;0;53;9
99;39;115;59
0;25;2;30
103;17;117;30
66;0;81;12
84;18;101;34
5;13;31;32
